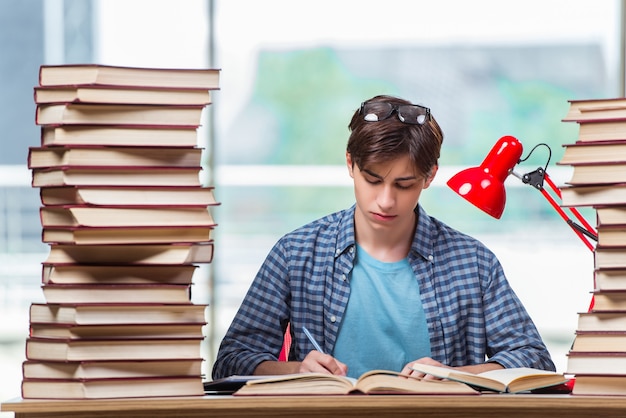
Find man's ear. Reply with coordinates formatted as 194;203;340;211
346;152;354;178
423;165;438;189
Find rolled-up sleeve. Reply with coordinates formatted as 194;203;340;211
416;210;555;372
212;240;292;379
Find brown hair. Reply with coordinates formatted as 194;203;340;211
347;95;444;178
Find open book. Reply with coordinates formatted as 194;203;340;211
233;370;478;396
409;364;567;393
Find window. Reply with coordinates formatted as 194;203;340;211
0;1;620;400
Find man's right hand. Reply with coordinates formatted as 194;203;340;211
253;351;348;376
299;350;348;376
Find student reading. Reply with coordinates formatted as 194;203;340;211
212;95;555;380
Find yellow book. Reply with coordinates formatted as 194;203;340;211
409;364;567;393
233;370;478;396
39;64;220;89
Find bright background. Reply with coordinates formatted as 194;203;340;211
0;0;621;410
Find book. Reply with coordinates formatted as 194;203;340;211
43;243;214;265
42;225;214;245
597;207;626;227
40;186;218;206
41;125;200;147
571;375;626;396
577;120;626;142
597;226;626;247
563;98;626;122
41;264;197;285
233;370;478;396
566;163;626;186
32;166;202;187
408;364;567;393
40;205;215;227
558;141;626;165
571;332;626;352
23;358;203;379
566;109;626;122
576;311;626;331
28;146;203;169
21;376;204;399
39;64;220;89
565;97;626;114
590;291;626;311
560;184;626;207
203;375;272;394
36;103;205;127
29;303;207;325
567;352;626;375
29;320;204;339
23;63;219;401
29;322;205;340
39;206;215;227
594;269;626;291
25;337;204;361
41;284;193;304
34;85;213;106
595;247;626;269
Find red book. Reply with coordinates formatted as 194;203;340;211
31;166;202;188
36;103;206;127
44;243;215;265
21;375;204;399
39;185;218;207
41;283;193;304
25;337;204;361
38;64;220;89
29;303;207;325
41;264;198;285
28;146;203;169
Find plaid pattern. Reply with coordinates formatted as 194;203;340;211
212;205;555;379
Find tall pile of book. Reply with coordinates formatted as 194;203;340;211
21;64;220;399
559;98;626;396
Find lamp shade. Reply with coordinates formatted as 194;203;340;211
446;135;523;219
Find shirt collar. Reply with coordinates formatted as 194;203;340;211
335;205;357;258
412;205;436;261
335;204;435;261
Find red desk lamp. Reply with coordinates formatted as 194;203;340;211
446;135;597;252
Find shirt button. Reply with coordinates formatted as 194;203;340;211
335;249;341;256
349;246;354;254
428;255;434;261
330;315;337;323
341;274;346;281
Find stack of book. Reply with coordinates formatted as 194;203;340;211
560;98;626;396
21;64;220;399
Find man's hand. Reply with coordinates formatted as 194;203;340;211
253;351;348;376
401;357;504;380
401;357;448;380
299;351;348;376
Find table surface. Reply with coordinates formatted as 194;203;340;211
4;394;626;418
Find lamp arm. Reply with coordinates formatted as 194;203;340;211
541;173;597;312
542;172;598;239
514;167;597;252
538;184;597;252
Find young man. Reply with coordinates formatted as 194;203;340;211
212;95;555;380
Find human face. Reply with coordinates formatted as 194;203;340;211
346;153;436;234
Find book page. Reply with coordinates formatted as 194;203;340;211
477;367;559;385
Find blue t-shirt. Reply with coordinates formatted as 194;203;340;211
212;205;556;380
333;244;431;378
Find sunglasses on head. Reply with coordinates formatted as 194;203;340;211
360;101;431;125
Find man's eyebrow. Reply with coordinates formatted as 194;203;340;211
395;176;418;181
362;168;383;179
362;168;417;182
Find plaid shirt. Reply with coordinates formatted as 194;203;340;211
212;205;555;379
